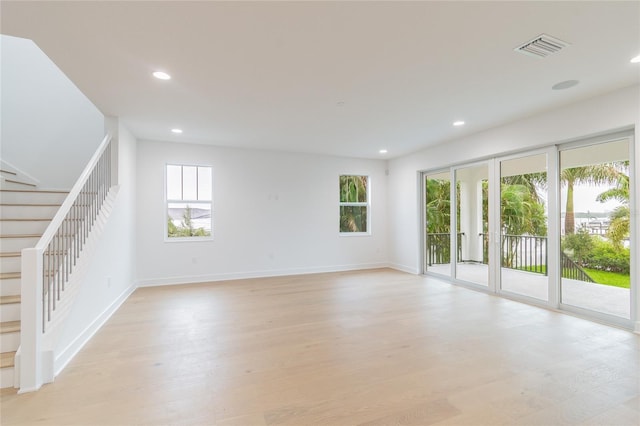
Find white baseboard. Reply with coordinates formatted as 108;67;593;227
137;262;390;288
53;283;136;377
388;262;420;274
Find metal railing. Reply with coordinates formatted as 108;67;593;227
425;232;462;265
500;234;548;274
561;251;595;283
428;232;594;283
40;135;113;331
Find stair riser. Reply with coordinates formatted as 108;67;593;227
0;278;20;297
0;304;20;322
0;331;20;352
0;256;21;272
0;205;59;219
0;237;42;252
0;221;50;235
0;366;15;389
0;192;67;204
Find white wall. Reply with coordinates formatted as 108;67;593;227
136;141;389;285
0;35;104;188
387;84;640;273
53;120;137;370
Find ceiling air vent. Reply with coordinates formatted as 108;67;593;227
514;34;570;58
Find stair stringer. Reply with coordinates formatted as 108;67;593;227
14;186;120;387
0;159;40;190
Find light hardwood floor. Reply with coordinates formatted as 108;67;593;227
1;269;638;425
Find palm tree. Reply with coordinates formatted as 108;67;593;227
340;175;368;232
500;184;547;237
501;172;547;204
426;178;451;234
561;164;624;234
597;172;629;248
425;178;456;264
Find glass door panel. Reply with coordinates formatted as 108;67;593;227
455;164;489;286
425;171;452;276
499;154;549;300
559;139;631;318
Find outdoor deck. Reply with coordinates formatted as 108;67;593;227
427;263;630;319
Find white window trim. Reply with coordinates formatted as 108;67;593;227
164;163;214;242
339;174;371;236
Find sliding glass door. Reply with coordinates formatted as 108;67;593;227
454;163;490;286
559;138;631;319
423;132;634;327
499;152;549;301
424;171;452;277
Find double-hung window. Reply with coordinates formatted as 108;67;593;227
339;175;370;234
166;164;213;240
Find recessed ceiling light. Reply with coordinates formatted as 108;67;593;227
552;80;579;90
379;149;388;154
631;55;640;63
171;128;183;134
153;71;171;80
453;121;465;126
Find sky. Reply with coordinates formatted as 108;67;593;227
565;184;622;215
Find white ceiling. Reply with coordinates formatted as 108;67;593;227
2;1;639;159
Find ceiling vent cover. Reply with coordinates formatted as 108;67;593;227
515;34;570;58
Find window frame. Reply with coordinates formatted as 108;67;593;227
339;174;371;236
164;163;214;242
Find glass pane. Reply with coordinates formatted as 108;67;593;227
166;165;182;200
182;166;197;201
340;206;367;233
560;139;630;318
167;202;212;238
500;154;548;300
197;167;212;201
455;164;489;286
425;171;451;276
340;176;367;203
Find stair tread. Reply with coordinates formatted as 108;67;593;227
0;321;20;334
0;234;41;238
0;252;20;258
0;203;62;206
0;189;67;194
0;351;16;368
0;272;20;280
3;179;37;187
0;218;52;221
0;295;20;305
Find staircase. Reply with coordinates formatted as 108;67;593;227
0;188;67;389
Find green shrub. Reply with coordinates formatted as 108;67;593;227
562;229;593;264
583;239;630;274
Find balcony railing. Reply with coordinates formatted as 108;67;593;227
426;232;595;283
500;234;547;274
426;232;462;266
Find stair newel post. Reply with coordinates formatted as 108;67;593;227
20;247;43;392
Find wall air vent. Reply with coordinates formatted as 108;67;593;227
514;34;570;58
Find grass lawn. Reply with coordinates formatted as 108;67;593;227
517;265;630;289
583;268;630;289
